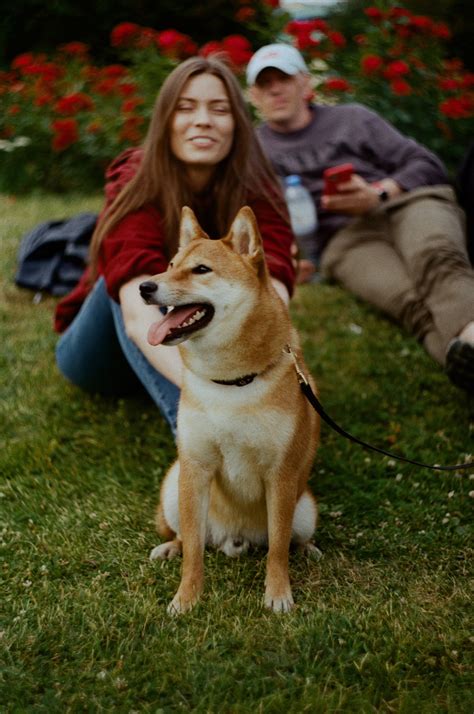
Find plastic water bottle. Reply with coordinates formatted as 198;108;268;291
284;175;318;267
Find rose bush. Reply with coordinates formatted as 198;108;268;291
0;22;261;192
0;1;472;192
283;3;473;169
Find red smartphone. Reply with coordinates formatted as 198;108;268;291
323;163;354;195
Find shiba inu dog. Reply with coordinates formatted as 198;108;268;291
140;206;320;614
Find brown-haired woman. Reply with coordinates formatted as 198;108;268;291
54;56;295;435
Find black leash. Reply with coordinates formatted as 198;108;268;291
286;345;474;472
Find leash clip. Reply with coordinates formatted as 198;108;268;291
285;344;309;386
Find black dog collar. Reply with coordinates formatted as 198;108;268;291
212;373;258;387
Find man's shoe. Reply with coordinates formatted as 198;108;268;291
445;339;474;392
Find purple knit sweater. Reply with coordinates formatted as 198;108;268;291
256;103;448;255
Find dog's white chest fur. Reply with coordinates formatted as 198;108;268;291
179;377;294;502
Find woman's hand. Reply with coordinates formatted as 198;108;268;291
321;175;401;215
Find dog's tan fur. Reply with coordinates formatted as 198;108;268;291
146;206;320;613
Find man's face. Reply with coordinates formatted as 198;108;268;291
249;67;312;131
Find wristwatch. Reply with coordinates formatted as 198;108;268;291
373;183;390;203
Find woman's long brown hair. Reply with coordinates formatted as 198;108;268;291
88;55;287;279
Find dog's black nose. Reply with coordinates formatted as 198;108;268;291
139;281;158;300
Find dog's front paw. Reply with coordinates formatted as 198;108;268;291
167;582;202;616
264;586;295;613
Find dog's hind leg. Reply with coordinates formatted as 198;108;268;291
159;460;180;535
156;501;175;540
292;489;322;559
150;461;182;561
291;488;318;544
150;538;182;561
219;536;249;557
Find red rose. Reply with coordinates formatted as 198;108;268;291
157;29;183;51
103;65;128;78
390;79;412;96
313;19;328;32
439;96;473;119
55;92;94;115
110;22;141;48
94;78;119;96
11;53;35;70
327;31;346;48
410;15;433;32
323;77;351;92
181;38;199;57
51;118;79;151
200;41;223;58
157;29;197;58
59;42;89;56
7;104;21;115
222;35;253;66
438;78;459;91
431;22;451;40
383;60;410;80
120;116;144;144
118;82;138;97
364;7;384;21
20;62;63;82
361;54;383;74
284;20;299;34
288;19;322;34
461;73;474;89
122;98;144;114
296;32;318;51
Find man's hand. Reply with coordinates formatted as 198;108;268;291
321;175;400;215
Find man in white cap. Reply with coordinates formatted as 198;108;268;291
246;43;474;393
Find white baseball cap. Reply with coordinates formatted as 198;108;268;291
246;43;308;85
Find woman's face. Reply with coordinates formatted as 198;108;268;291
170;72;235;190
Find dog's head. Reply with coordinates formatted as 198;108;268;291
140;206;268;347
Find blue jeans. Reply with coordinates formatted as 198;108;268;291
55;277;180;436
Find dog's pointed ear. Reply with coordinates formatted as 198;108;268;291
179;206;209;248
225;207;264;264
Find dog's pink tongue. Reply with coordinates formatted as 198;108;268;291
147;306;200;345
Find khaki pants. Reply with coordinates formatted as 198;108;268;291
321;186;474;365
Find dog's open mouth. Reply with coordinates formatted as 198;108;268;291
147;303;214;346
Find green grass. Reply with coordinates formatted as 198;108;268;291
1;193;473;713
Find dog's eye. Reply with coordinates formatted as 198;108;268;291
192;264;212;274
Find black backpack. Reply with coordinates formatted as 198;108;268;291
15;213;98;297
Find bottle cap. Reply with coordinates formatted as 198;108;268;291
285;175;301;186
